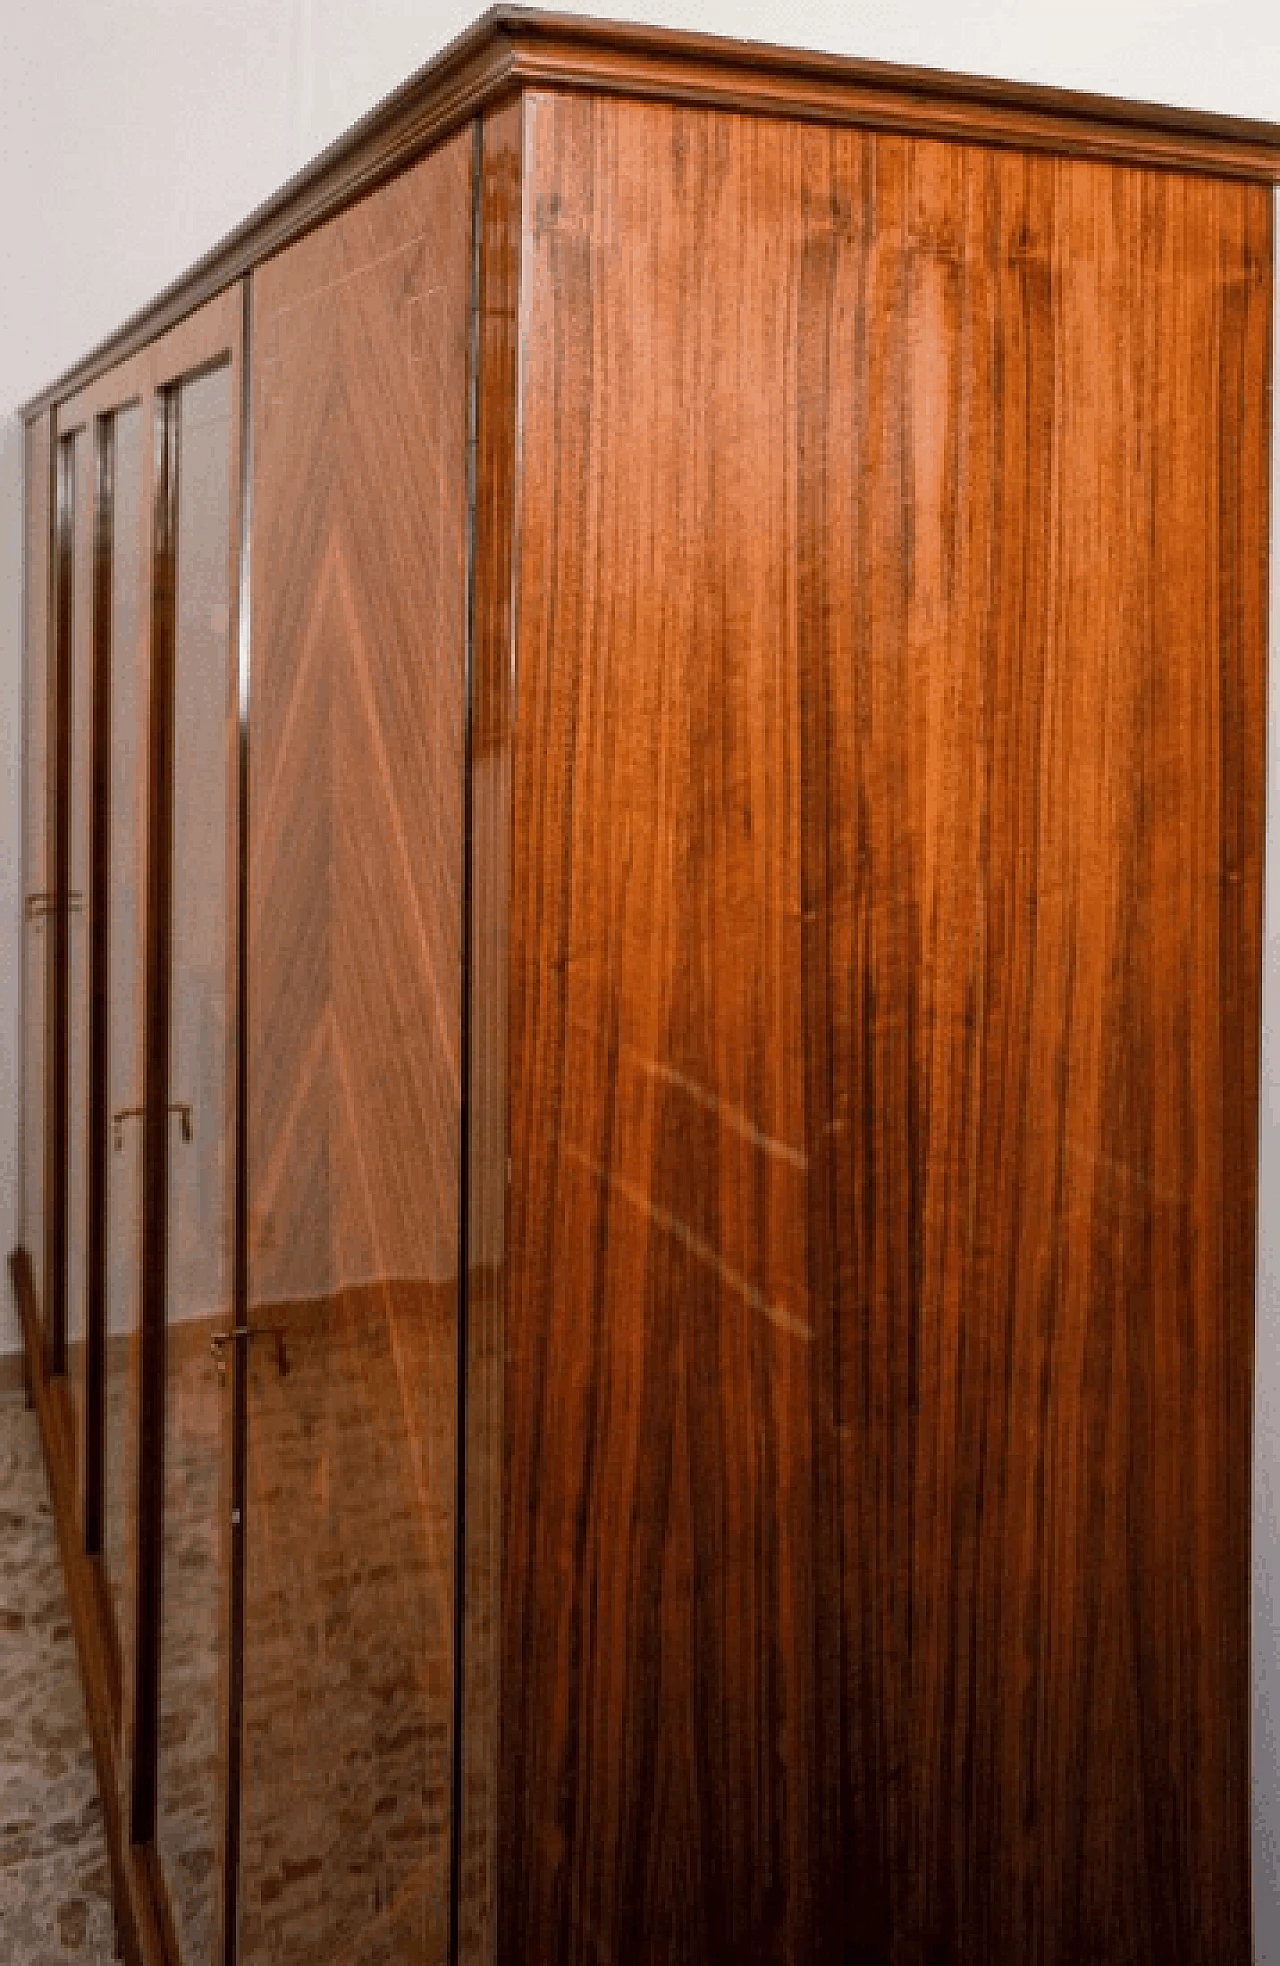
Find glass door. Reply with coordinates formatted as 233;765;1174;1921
65;422;93;1503
101;399;147;1725
156;359;236;1964
125;289;244;1966
242;127;474;1966
53;345;152;1765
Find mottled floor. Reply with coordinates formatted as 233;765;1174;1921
0;1389;117;1963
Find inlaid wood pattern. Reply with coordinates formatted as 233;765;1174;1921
248;121;473;1965
504;91;1270;1966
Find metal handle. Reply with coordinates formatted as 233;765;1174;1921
25;890;83;922
209;1322;289;1385
112;1102;192;1151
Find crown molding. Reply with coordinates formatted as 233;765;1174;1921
22;7;1280;420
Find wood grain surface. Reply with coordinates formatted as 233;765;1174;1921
503;91;1270;1966
458;97;525;1966
247;121;473;1966
19;11;1280;423
505;91;832;1966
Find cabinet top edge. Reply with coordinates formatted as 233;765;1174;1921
21;4;1280;421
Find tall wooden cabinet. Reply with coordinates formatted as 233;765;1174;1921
11;14;1279;1966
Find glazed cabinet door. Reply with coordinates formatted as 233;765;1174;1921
149;351;239;1965
48;360;150;1712
36;284;243;1966
242;125;473;1964
20;414;52;1334
128;297;244;1966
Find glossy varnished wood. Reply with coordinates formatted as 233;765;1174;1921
504;92;1270;1966
458;96;524;1966
247;121;473;1965
796;137;1268;1966
504;92;833;1966
19;11;1280;423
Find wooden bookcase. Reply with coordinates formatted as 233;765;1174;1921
11;13;1280;1964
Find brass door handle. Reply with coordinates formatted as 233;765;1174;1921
25;890;83;922
112;1103;192;1150
209;1323;289;1384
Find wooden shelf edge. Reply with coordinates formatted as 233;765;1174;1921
6;1246;175;1966
19;7;1280;424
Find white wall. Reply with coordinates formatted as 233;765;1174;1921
2;0;1278;1951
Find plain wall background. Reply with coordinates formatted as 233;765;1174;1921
1;0;1278;1951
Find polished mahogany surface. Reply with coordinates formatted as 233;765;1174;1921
18;13;1280;424
800;139;1267;1966
503;92;1269;1965
457;98;524;1966
504;92;831;1966
246;121;473;1964
23;414;52;1324
12;37;1275;1966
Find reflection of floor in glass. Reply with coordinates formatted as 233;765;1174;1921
76;1277;501;1965
103;1341;139;1755
126;1277;498;1966
159;1323;225;1966
0;1390;117;1966
239;1279;461;1966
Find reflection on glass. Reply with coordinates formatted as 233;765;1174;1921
67;432;93;1499
104;403;145;1712
242;179;467;1963
157;364;233;1965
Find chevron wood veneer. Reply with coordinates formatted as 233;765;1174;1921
12;21;1277;1966
247;120;473;1966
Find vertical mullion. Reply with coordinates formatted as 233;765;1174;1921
448;112;484;1966
85;412;116;1555
132;385;180;1847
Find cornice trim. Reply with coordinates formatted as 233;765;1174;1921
21;7;1280;420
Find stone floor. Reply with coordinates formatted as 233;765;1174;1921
0;1389;118;1963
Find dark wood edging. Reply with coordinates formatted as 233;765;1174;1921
7;1247;173;1966
20;6;1280;423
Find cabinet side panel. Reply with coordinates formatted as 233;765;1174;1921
506;91;1269;1966
505;91;832;1966
800;140;1267;1966
246;123;473;1964
22;414;51;1315
459;95;524;1966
